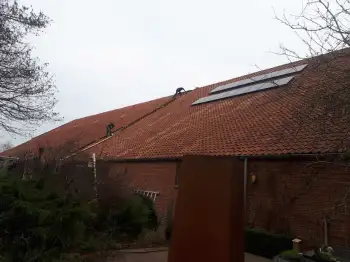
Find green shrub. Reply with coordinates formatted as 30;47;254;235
0;174;94;261
94;194;158;242
0;173;160;260
136;194;159;231
280;249;303;261
245;227;293;259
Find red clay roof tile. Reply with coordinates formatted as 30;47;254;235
2;96;170;158
3;51;350;160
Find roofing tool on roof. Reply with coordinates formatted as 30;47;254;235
173;87;185;98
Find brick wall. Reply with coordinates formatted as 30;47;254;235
246;159;350;248
97;158;350;248
97;161;177;223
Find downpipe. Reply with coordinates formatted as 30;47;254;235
324;217;329;247
244;157;248;223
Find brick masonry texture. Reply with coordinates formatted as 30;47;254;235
97;161;177;223
97;158;350;248
246;159;350;248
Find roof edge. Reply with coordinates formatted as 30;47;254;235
238;152;343;160
99;157;180;163
98;152;344;163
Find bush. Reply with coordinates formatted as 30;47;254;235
94;194;158;242
0;174;159;261
245;227;293;259
136;194;158;231
0;174;94;261
280;249;303;261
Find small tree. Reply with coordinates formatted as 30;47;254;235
0;0;59;136
0;141;12;152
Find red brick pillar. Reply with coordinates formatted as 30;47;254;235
168;155;244;262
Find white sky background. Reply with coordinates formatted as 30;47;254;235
1;0;307;146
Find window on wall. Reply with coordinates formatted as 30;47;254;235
134;190;160;202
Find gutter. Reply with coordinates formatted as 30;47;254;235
99;152;342;163
0;156;19;161
238;152;342;160
101;157;181;163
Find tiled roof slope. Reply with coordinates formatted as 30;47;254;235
90;53;350;159
2;96;171;158
3;50;350;159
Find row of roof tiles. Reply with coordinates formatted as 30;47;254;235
3;51;350;160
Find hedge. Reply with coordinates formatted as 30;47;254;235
245;227;293;259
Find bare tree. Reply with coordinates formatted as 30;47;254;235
0;141;12;152
274;0;350;150
276;0;350;59
0;0;59;136
274;0;350;238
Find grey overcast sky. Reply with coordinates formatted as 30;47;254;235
2;0;306;146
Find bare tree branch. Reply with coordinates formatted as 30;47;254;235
276;0;350;58
0;0;60;136
0;140;12;152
